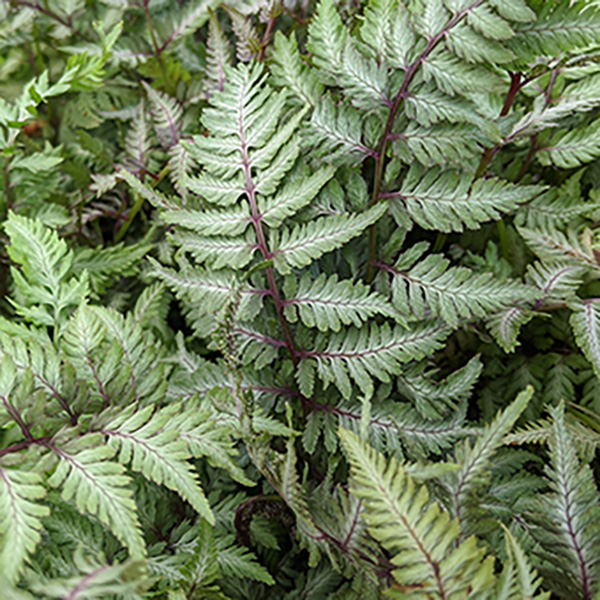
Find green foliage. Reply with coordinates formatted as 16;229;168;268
4;0;600;598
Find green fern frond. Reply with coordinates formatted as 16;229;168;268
387;248;540;328
510;1;600;57
215;535;274;585
486;306;537;352
442;386;533;524
72;241;151;296
4;213;88;329
308;398;472;458
163;402;254;487
527;402;600;600
298;320;451;399
516;173;600;229
271;31;323;107
339;427;496;599
305;98;377;166
0;468;49;583
142;82;182;147
283;272;400;332
272;203;387;275
496;526;550;600
205;8;232;94
388;166;542;232
44;434;145;558
526;261;585;300
539;119;600;169
518;225;600;271
398;355;483;419
101;403;215;525
569;299;600;379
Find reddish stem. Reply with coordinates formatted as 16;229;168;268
366;1;485;281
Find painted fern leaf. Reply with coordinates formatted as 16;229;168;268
101;404;215;525
539;119;600;169
388;166;543;232
283;272;400;332
271;203;387;275
386;245;540;328
569;300;600;379
397;355;483;419
4;213;88;329
298;321;451;399
528;403;600;600
0;468;49;583
44;434;145;558
496;526;550;600
339;427;496;599
442;386;533;524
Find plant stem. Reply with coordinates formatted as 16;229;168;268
3;157;12;212
143;0;168;86
2;399;33;441
115;164;169;243
258;12;278;62
366;1;484;282
10;0;90;41
0;436;51;459
239;113;299;366
475;72;523;178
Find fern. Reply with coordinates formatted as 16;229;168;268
6;0;600;597
339;427;496;598
527;403;600;599
384;244;540;327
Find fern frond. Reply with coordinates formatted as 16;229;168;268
396;122;482;167
387;248;540;328
172;230;258;270
205;8;232;94
360;0;397;63
283;272;399;332
306;0;347;84
526;261;585;299
262;439;322;565
102;404;214;525
124;99;151;169
496;526;550;600
0;468;49;583
309;398;472;458
4;213;88;329
510;2;600;57
271;203;386;275
271;32;323;107
305;98;377;166
528;403;600;600
443;386;533;523
142;82;182;147
339;428;496;599
215;535;274;585
539;119;600;169
72;241;151;296
516;173;600;229
389;166;542;232
518;225;600;271
569;299;600;379
163;402;254;487
398;355;483;419
27;550;149;599
298;321;451;399
258;166;335;228
150;258;262;327
44;435;145;558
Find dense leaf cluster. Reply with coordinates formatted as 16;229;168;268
3;0;600;598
